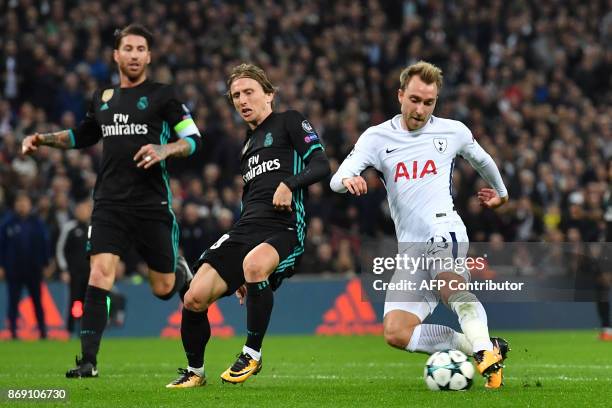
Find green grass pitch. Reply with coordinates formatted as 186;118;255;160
1;331;611;407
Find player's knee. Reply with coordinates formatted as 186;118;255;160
89;264;114;287
183;291;208;312
151;279;174;299
243;259;269;282
384;323;415;350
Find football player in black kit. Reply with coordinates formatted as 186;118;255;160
21;24;202;378
166;64;330;388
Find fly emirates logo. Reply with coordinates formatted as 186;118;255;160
101;114;148;137
243;154;281;183
394;159;437;182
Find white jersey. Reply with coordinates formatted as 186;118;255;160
330;115;507;242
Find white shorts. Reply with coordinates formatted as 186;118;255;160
384;221;470;322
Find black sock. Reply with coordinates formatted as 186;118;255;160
597;301;610;328
80;285;110;365
155;257;190;301
245;281;274;353
181;307;210;369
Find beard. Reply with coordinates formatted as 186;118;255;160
403;113;429;131
118;61;146;82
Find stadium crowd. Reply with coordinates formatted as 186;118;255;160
0;0;610;281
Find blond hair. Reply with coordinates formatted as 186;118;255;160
399;61;443;91
226;63;276;101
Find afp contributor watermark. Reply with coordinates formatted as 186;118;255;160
373;278;525;292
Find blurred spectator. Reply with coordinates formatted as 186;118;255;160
0;192;51;339
180;202;214;267
302;242;335;275
55;73;85;122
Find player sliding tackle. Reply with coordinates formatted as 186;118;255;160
330;61;510;388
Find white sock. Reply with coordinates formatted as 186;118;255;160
451;331;474;355
448;291;493;353
604;327;612;335
243;345;261;361
405;324;472;355
188;366;204;377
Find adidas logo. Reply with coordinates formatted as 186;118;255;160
161;303;234;338
316;278;383;335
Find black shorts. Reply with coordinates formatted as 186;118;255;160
195;224;301;296
88;205;179;273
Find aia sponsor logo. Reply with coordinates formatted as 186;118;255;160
394;160;437;182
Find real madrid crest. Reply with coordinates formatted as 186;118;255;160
264;132;273;147
137;96;148;110
101;89;114;103
433;137;447;153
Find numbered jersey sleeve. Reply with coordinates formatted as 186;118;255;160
330;129;379;193
159;85;202;155
284;110;324;160
70;90;103;149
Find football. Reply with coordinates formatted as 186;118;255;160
424;350;475;391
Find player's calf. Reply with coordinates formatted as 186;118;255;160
383;310;421;350
152;256;193;301
383;323;415;349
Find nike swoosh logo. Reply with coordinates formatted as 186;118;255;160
229;369;252;377
386;148;398;153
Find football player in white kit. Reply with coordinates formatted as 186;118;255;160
330;61;510;388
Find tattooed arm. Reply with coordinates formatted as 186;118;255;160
22;130;75;154
133;138;194;169
22;92;102;155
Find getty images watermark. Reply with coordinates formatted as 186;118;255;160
370;254;525;292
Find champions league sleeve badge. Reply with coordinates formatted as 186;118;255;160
301;120;314;133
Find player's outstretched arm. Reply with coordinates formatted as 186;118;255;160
134;138;197;169
24;90;105;155
459;128;508;208
330;132;377;194
22;130;74;154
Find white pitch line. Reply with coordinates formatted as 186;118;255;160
516;364;612;370
267;374;610;382
295;362;612;370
